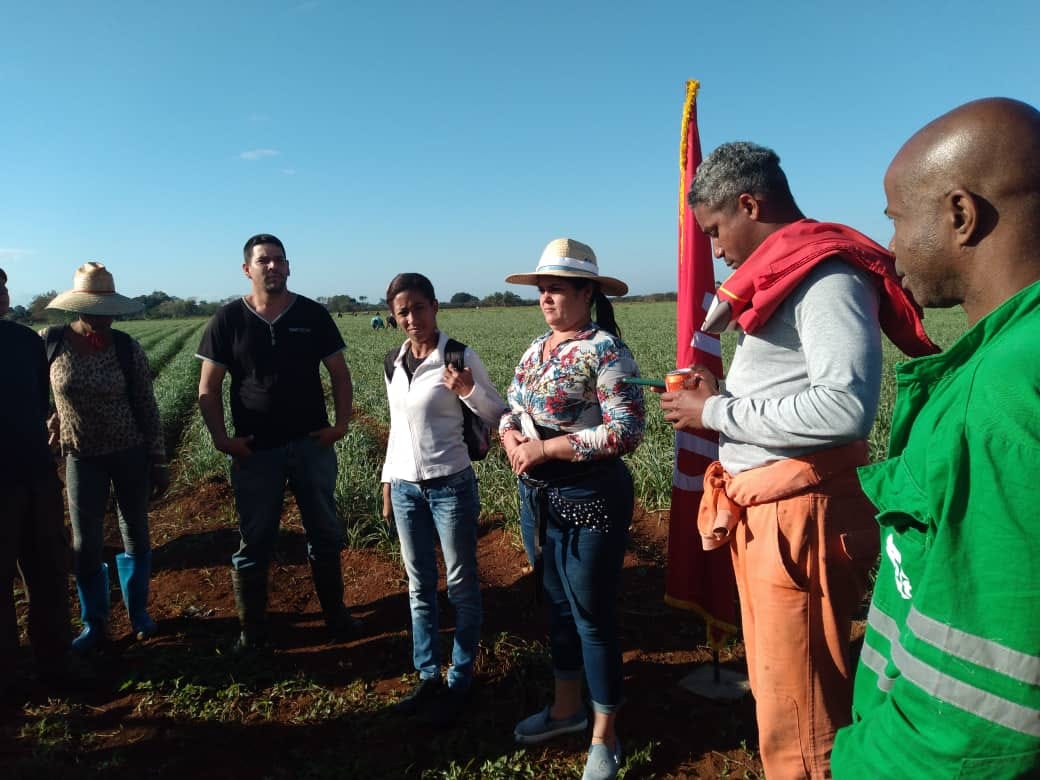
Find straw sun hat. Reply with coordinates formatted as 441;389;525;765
47;262;144;316
505;238;629;297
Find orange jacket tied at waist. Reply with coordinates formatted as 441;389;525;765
697;440;870;551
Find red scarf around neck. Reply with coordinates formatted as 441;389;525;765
705;219;940;358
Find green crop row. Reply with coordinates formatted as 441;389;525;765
142;321;206;377
150;321;208;461
137;303;967;548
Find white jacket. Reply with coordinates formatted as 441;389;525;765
381;331;506;483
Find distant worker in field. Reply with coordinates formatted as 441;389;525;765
831;98;1040;778
371;315;384;330
196;233;361;654
386;313;397;329
0;267;73;693
659;142;938;779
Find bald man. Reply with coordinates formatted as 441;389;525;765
832;98;1040;777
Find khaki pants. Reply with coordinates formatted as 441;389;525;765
0;469;72;681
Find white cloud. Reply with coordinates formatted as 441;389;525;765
0;247;31;262
239;148;280;161
282;168;297;176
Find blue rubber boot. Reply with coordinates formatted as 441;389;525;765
72;563;110;654
115;552;158;640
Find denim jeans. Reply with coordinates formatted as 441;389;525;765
230;436;344;571
390;467;482;690
66;444;151;576
519;460;633;714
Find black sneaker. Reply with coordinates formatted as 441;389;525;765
420;684;471;728
326;608;364;643
393;676;443;716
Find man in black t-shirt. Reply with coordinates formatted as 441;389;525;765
0;267;72;692
196;235;360;653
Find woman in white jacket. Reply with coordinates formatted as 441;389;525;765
380;272;505;725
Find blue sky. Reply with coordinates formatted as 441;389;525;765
2;0;1037;307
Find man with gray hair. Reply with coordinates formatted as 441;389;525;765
660;143;936;778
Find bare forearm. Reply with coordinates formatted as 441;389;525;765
333;375;352;429
198;391;229;446
328;361;353;431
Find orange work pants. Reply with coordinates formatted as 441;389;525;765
730;464;878;779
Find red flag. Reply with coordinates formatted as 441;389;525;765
664;80;738;649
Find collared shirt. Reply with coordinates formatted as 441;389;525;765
832;280;1040;777
196;295;345;449
381;331;505;483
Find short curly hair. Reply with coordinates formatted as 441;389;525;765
688;141;796;211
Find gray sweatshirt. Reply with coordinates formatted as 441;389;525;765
701;258;882;475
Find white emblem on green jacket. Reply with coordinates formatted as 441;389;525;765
885;533;913;600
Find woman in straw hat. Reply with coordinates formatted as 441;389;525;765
501;239;645;780
43;262;168;652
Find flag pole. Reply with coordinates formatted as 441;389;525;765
667;79;748;702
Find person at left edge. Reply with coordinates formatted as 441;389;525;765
196;234;361;653
0;267;73;693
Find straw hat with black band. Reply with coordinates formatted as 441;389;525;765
505;238;629;296
47;262;144;316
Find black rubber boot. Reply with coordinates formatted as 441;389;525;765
309;557;363;642
231;567;269;654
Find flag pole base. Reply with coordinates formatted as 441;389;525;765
678;662;750;702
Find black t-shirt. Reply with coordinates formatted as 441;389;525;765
196;295;346;449
0;321;54;482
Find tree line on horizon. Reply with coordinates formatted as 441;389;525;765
4;288;680;324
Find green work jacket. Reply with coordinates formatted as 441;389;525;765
832;280;1040;778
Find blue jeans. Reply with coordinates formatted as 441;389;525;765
66;445;151;576
519;460;633;714
230;437;343;570
390;467;482;690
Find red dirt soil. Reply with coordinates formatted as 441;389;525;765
3;478;764;778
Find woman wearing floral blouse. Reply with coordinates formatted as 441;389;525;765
500;238;644;780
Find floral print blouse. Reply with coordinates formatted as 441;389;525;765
500;322;645;461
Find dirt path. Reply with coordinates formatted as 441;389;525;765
3;479;762;778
